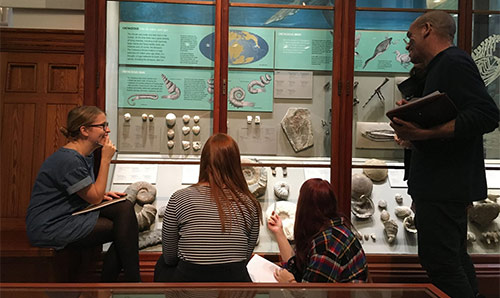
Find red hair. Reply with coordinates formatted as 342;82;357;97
294;178;341;272
197;133;262;232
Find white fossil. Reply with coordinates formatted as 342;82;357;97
141;113;148;121
193;115;200;123
182;114;190;124
254;115;261;124
124;113;131;121
247;115;253;124
395;206;413;219
167;129;175;139
182;141;191;150
192;125;201;135
403;215;417;234
467;231;476;243
165;113;176;127
370;233;376;241
148;114;154;121
182;126;191;135
364;234;369;241
380;209;390;222
273;181;290;200
378;200;387;209
266;201;297;241
167;140;174;149
362;159;388;182
395;193;403;204
192;141;202;151
351;194;375;219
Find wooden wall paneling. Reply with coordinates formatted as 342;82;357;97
0;104;36;220
5;63;37;92
45;104;78;159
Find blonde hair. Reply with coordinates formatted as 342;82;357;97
60;106;104;140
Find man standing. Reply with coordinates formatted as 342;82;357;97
390;11;499;298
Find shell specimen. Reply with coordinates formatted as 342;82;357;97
182;114;191;124
182;141;191;150
138;229;162;250
403;215;417;234
395;193;403;204
378;200;387;209
351;194;375;219
167;140;174;149
394;206;413;219
193;115;200;123
165;113;176;127
192;141;202;151
468;201;500;227
241;158;267;198
167;129;175;139
182;126;191;135
351;173;373;199
124;181;157;206
380;209;390;222
273;181;290;200
192;125;201;135
266;201;297;241
136;204;157;231
280;108;314;152
362;159;388;182
383;219;398;244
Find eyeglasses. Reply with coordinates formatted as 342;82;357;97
88;122;109;130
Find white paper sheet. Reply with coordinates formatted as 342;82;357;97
388;169;408;188
246;254;280;283
303;168;330;181
181;165;200;185
486;170;500;189
113;164;158;184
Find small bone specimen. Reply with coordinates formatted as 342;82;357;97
165;113;176;127
351;173;373;199
362;159;388;181
383;219;398;244
280;108;314;152
273;181;290;200
192;125;201;135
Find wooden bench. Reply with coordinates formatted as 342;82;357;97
0;230;101;282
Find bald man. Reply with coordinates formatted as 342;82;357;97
390;11;499;298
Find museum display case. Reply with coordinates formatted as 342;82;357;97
90;0;499;257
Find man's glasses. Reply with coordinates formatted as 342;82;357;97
88;122;109;130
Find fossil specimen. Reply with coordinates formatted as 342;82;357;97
167;129;175;139
266;201;297;241
362;159;388;181
148;114;154;121
138;229;162;250
124;113;131;121
161;74;181;100
467;231;476;243
383;219;398;244
481;231;500;245
378;200;387;209
380;209;390;222
394;206;413;219
182;141;191;150
364;234;369;241
395;193;403;204
403;215;417;234
167;140;174;149
351;194;375;219
192;141;202;151
165;113;176;127
468;201;500;227
241;158;267;198
124;181;157;206
192;125;201;135
280;108;314;152
141;113;148;121
370;233;376;241
193;115;200;123
363;37;392;69
182;126;191;135
273;181;290;200
351;173;373;199
361;129;395;142
136;204;157;232
182;114;190;124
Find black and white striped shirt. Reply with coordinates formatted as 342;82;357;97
162;185;260;265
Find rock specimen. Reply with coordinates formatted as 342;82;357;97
280;108;314;152
351;173;373;199
241;158;267;198
362;159;388;182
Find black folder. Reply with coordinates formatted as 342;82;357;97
386;91;458;129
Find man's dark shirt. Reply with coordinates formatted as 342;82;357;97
408;46;499;202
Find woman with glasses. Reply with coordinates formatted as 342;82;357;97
26;106;141;282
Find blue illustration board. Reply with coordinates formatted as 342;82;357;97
275;29;333;71
228;71;274;112
118;66;213;110
119;23;214;67
354;30;412;72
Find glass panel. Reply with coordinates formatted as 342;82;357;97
474;0;500;10
357;0;458;10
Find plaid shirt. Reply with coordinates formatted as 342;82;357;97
284;217;368;283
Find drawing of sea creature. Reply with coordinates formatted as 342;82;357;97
127;94;159;106
264;0;300;25
354;33;361;56
472;34;500;87
161;74;181;100
229;87;255;108
248;74;272;94
394;50;411;68
264;0;333;27
363;37;392;69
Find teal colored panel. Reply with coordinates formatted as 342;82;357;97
354;30;413;72
228;71;274;112
119;22;214;67
118;66;213;110
227;27;275;69
275;29;333;70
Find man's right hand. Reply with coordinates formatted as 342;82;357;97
396;99;409;106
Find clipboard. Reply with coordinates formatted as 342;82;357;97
386;91;458;128
72;197;126;215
